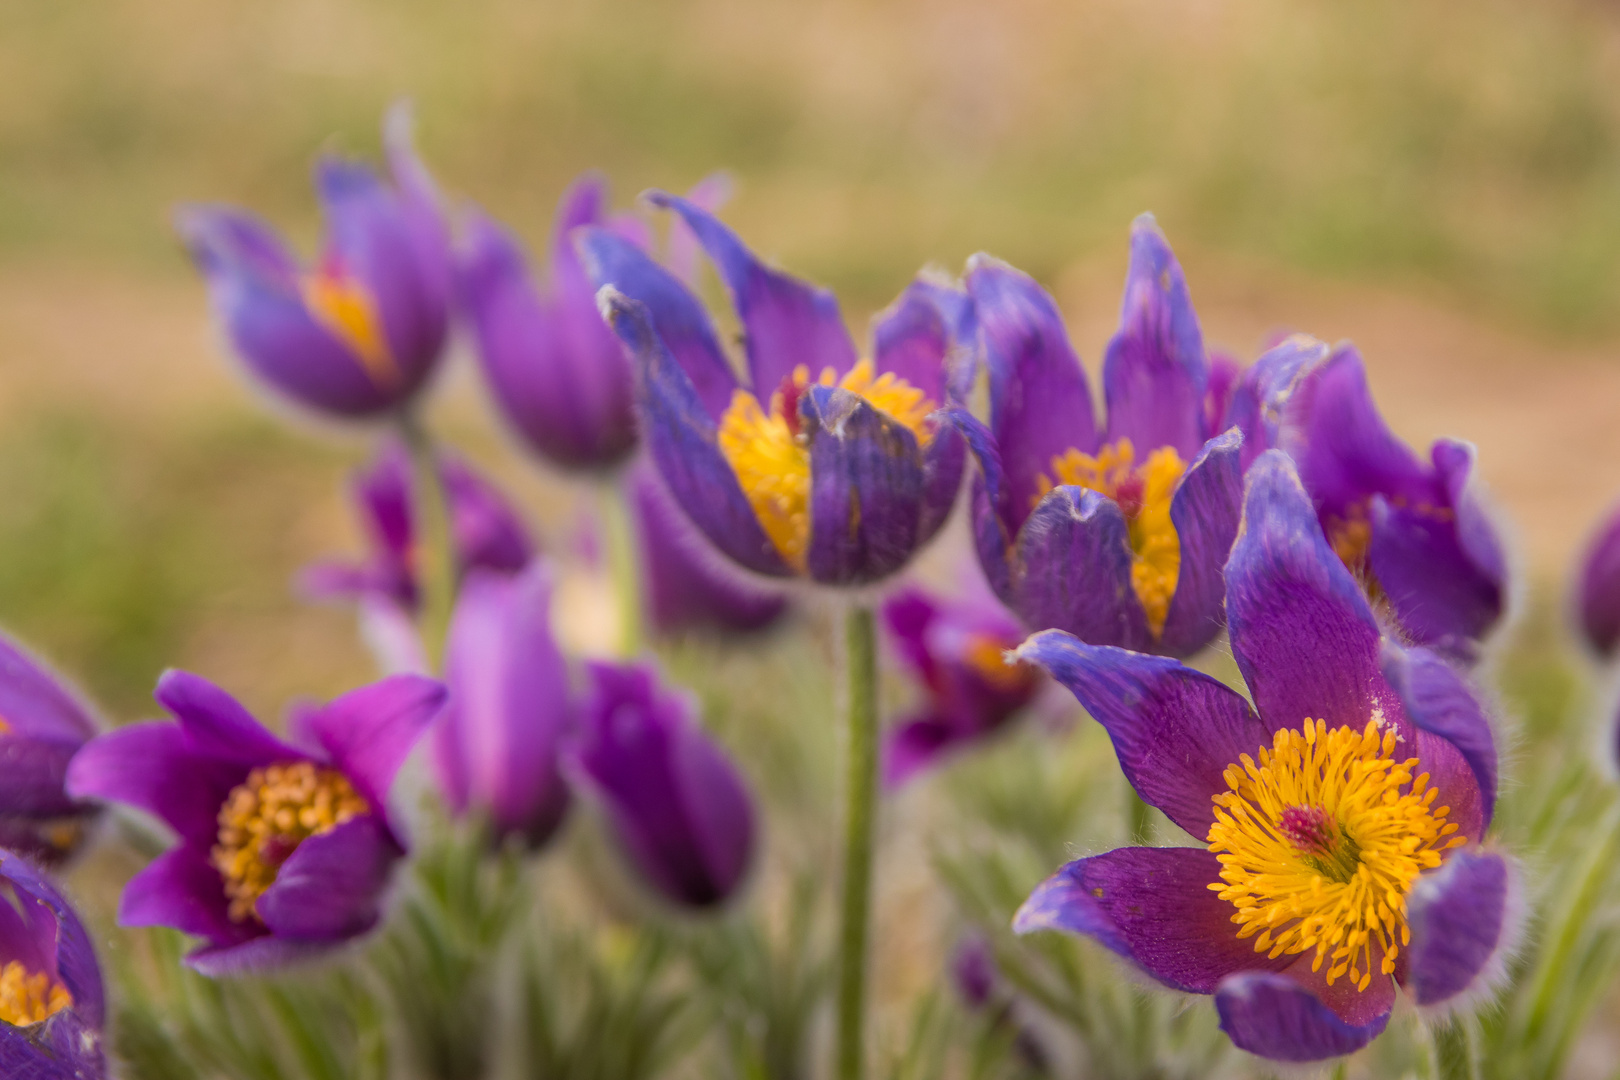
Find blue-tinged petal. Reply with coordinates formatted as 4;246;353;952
184;935;337;977
645;191;857;394
948;408;1015;603
65;724;242;848
1578;499;1620;659
1433;439;1507;597
0;634;99;744
1011;488;1148;650
1215;971;1389;1062
966;255;1097;535
302;674;445;817
1017;631;1267;837
382;101;452;306
1380;642;1497;829
917;425;966;550
0;853;103;1029
600;289;791;578
1224;334;1330;471
256;816;399;941
1014;847;1280;993
0;1009;104;1079
1101;214;1208;459
1405;850;1513;1007
666;171;734;286
1157;428;1243;659
577;226;739;422
871;278;957;406
154;670;304;768
802;384;926;586
1226;451;1409;743
1204;351;1241;439
1369;496;1501;664
0;739;89;820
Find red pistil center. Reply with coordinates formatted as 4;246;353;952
1278;804;1337;855
777;374;805;438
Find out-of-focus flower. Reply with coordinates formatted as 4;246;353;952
630;462;789;635
570;661;755;908
950;935;1050;1074
957;216;1243;657
301;438;533;613
0;850;106;1078
1576;500;1620;660
176;104;451;419
66;671;444;975
880;582;1038;787
436;563;572;847
0;634;103;867
585;193;971;587
1014;451;1512;1063
1263;342;1507;663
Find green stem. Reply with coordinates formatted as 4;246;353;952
836;604;879;1080
1428;1016;1475;1080
599;480;643;658
397;411;457;671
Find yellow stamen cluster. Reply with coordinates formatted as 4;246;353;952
1325;502;1374;576
0;961;71;1027
212;761;369;924
1036;438;1187;637
716;359;937;568
301;266;399;389
1206;719;1466;992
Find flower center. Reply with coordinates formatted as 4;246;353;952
1035;438;1186;637
301;257;398;389
212;761;369;924
962;635;1037;694
1205;719;1465;992
0;961;71;1027
716;359;935;569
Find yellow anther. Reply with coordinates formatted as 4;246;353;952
301;265;399;389
0;961;71;1027
1205;720;1466;993
212;761;369;924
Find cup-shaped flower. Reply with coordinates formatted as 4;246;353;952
584;194;971;587
302;438;533;613
1012;451;1512;1063
65;670;445;975
1258;340;1507;663
0;850;106;1078
881;582;1039;787
1576;499;1620;660
959;216;1243;658
0;633;104;867
570;661;755;908
175;104;451;419
630;462;789;635
459;175;650;471
436;563;571;847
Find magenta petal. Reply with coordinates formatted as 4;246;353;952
1225;451;1409;744
967;255;1097;536
155;670;303;768
1214;971;1389;1062
646;191;858;395
1157;429;1244;659
303;674;445;814
256;816;400;942
1101;214;1208;459
1381;642;1497;830
881;714;968;789
65;724;242;847
1405;849;1512;1006
0;633;98;744
118;846;245;948
184;935;339;976
1011;487;1148;650
1014;847;1280;993
1017;631;1267;838
1578;500;1620;658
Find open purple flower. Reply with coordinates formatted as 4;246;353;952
0;633;104;867
958;215;1242;657
569;660;755;908
176;104;450;419
302;438;532;613
1013;451;1512;1063
0;850;106;1078
436;563;571;847
881;582;1039;787
65;670;445;975
1261;341;1506;663
1576;499;1620;660
585;194;971;587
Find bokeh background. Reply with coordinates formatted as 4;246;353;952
5;1;1620;1073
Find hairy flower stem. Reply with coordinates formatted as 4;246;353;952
836;604;878;1080
1427;1017;1474;1080
398;411;457;670
600;480;643;658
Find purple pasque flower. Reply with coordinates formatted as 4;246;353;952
958;215;1242;658
176;104;451;419
880;581;1039;788
302;438;533;613
584;193;972;587
1013;451;1512;1063
569;660;755;908
0;633;104;867
1253;340;1507;664
65;670;445;975
435;563;571;847
1575;499;1620;660
0;849;106;1078
630;461;789;635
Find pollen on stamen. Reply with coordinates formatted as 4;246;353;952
0;961;71;1027
301;260;399;390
